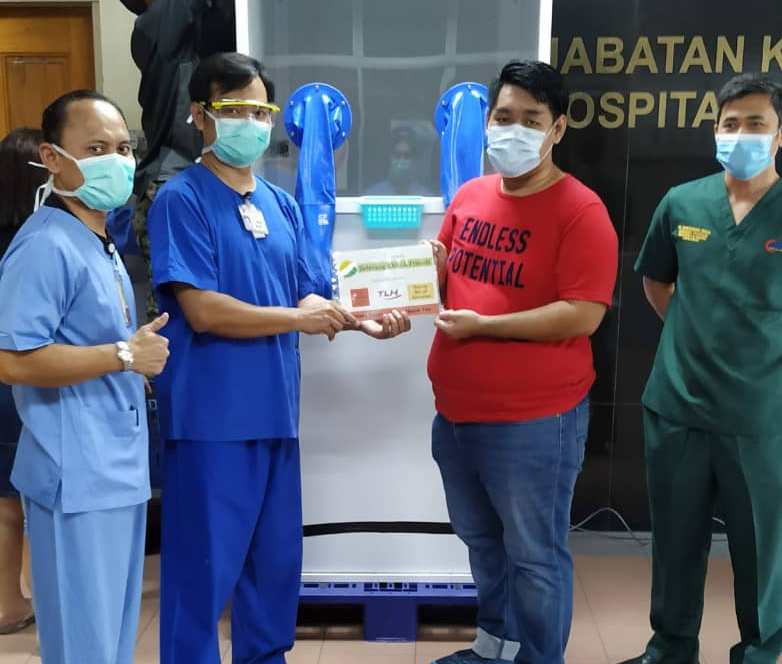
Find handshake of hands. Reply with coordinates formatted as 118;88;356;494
296;294;411;341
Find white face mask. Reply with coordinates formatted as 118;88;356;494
486;124;554;178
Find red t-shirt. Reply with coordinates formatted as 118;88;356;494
427;173;618;423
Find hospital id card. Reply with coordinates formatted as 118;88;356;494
238;201;268;239
333;244;441;320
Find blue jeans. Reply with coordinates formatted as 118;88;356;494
432;398;589;664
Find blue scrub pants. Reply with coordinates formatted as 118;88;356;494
23;494;147;664
432;398;589;664
160;439;303;664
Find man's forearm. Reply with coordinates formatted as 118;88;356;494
642;278;675;320
479;300;607;342
0;344;122;388
648;294;672;320
174;287;301;338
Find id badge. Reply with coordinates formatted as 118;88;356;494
238;201;269;239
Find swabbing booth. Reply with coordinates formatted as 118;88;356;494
234;0;551;631
136;0;782;640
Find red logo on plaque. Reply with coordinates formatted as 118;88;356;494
350;288;370;307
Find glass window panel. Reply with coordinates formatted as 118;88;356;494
250;0;541;196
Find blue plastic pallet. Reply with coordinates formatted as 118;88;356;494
300;582;477;641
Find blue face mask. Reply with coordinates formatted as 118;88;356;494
35;144;136;212
715;133;776;180
204;112;272;167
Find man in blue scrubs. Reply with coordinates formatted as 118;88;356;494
0;90;170;663
148;52;410;664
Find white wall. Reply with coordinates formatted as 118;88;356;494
96;0;142;129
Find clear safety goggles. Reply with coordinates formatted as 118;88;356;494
201;98;281;123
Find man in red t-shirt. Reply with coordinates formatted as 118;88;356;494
427;61;618;664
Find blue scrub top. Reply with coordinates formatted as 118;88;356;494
0;206;150;513
148;164;318;442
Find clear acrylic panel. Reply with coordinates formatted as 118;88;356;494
248;0;540;196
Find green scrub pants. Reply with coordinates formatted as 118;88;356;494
641;408;782;664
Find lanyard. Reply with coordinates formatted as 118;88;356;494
112;252;132;328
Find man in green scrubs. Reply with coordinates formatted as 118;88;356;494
621;74;782;664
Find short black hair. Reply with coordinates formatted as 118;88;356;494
41;90;127;145
488;60;570;119
717;74;782;126
189;52;275;104
0;128;46;239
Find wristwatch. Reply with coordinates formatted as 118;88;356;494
116;341;134;372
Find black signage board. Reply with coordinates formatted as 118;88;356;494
553;0;782;529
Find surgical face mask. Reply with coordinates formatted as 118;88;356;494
35;144;135;212
486;123;553;178
203;111;272;167
715;133;776;180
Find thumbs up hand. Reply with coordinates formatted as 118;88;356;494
128;313;171;377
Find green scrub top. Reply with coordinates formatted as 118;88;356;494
635;172;782;437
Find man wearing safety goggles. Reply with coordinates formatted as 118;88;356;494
203;98;279;122
147;52;410;664
197;98;281;171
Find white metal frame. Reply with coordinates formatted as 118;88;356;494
538;0;554;63
235;0;250;55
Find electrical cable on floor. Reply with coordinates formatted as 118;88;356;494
570;507;649;548
570;507;728;549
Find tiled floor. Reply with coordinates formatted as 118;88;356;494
0;553;750;664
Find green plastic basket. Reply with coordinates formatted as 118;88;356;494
360;196;424;230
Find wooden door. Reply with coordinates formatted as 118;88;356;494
0;6;95;137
